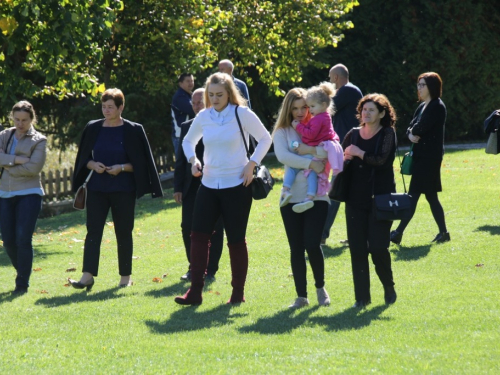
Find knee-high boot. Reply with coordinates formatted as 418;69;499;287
227;241;248;304
175;231;211;305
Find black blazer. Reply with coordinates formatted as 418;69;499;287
408;98;446;159
72;119;163;199
173;119;204;198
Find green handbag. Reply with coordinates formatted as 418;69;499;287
400;144;414;175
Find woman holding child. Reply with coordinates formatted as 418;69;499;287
273;86;342;309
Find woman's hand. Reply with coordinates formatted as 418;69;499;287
88;160;107;174
291;120;300;129
190;158;202;177
295;143;316;155
105;164;122;176
241;160;257;187
344;144;365;160
309;160;326;174
408;133;420;143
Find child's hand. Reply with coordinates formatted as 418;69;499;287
291;120;300;129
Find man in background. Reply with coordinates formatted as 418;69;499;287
171;73;195;155
218;59;251;108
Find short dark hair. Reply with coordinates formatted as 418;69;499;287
10;100;37;124
101;88;125;108
356;93;397;128
418;72;442;99
178;73;193;83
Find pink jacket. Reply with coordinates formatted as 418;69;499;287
296;112;338;146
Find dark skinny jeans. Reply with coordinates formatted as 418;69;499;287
395;191;447;234
280;200;328;298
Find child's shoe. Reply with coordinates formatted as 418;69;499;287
292;199;314;213
279;190;293;207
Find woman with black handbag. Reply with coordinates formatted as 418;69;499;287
342;93;398;308
174;73;272;305
390;72;449;245
273;88;332;309
0;101;46;295
69;88;163;291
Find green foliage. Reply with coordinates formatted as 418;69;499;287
0;150;499;373
316;0;500;141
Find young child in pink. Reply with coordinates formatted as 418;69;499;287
280;82;343;213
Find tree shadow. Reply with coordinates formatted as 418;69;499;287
391;244;431;261
475;225;500;236
145;303;239;334
35;286;124;308
308;304;390;332
239;305;320;335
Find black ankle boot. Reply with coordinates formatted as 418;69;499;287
390;230;403;245
432;232;450;243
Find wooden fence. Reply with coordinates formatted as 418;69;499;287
41;154;175;202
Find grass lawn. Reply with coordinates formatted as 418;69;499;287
0;148;499;374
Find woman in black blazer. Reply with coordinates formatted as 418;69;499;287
391;72;450;244
69;88;163;290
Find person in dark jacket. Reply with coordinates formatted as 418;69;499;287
171;73;195;155
390;72;450;245
342;93;398;308
69;88;163;290
173;88;224;282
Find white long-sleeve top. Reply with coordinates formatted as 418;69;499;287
183;104;272;189
273;126;329;204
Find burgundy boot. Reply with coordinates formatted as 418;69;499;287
175;232;211;305
227;241;248;304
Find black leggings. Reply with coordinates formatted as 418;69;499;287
192;183;252;244
396;191;447;234
280;201;328;298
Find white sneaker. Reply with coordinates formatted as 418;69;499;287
292;200;314;213
316;287;330;306
288;297;309;309
279;191;293;207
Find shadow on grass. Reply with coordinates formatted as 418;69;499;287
239;305;320;334
0;244;72;268
144;280;187;299
0;291;28;305
0;250;11;267
391;244;431;261
322;243;348;259
475;225;500;236
34;286;124;308
308;304;390;332
145;303;237;334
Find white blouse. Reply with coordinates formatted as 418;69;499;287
183;104;272;189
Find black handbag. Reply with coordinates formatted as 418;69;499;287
234;106;275;200
373;133;412;221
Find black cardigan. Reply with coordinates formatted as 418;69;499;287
72;119;163;199
408;98;446;159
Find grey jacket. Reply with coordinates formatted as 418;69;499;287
0;126;47;193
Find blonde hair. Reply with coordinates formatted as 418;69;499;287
272;88;311;139
306;82;335;115
203;72;247;108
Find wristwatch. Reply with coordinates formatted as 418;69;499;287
121;164;124;172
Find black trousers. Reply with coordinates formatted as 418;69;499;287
192;183;252;244
182;182;224;275
83;190;136;276
280;201;328;298
396;191;447;234
345;203;394;302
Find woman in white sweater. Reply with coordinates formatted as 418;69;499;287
272;88;331;309
175;72;272;305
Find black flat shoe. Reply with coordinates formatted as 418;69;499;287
390;230;403;245
432;232;450;243
353;300;371;308
68;278;94;291
384;287;397;305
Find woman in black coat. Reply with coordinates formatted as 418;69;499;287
69;88;163;290
390;72;449;244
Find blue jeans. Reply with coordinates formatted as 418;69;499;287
283;167;318;197
0;194;42;288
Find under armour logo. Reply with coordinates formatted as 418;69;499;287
389;200;399;207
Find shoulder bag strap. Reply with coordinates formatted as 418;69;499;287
234;105;252;160
0;129;17;180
